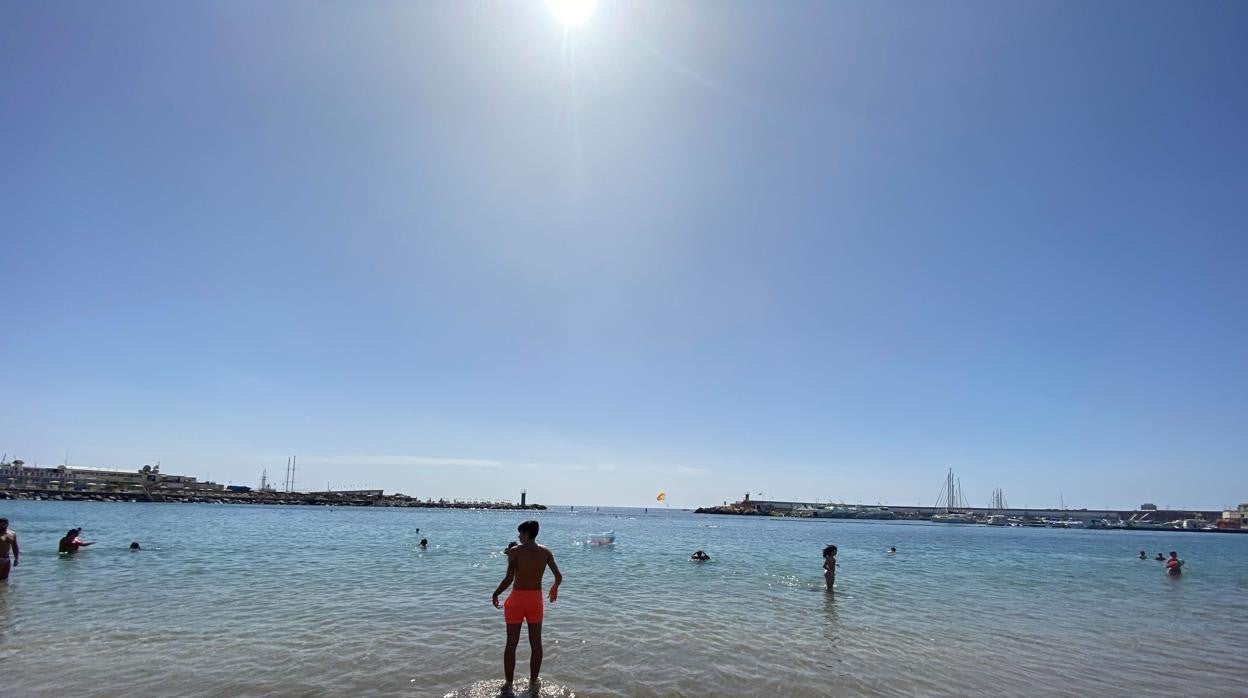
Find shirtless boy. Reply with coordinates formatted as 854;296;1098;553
0;518;19;581
492;520;563;692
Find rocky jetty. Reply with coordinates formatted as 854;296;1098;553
0;488;546;509
694;503;764;515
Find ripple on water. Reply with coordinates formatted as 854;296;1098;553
1;503;1246;697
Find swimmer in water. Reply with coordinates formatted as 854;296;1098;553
1155;553;1165;561
1139;550;1147;560
690;550;710;561
887;546;897;554
130;542;141;550
492;520;563;694
58;528;94;554
0;518;19;581
419;538;428;548
823;544;838;590
505;541;518;555
1165;551;1183;576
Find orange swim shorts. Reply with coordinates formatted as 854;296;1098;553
503;590;544;624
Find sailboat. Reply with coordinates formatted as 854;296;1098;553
931;469;977;524
986;488;1010;525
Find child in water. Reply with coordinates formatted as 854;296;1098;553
1165;551;1183;576
823;544;838;590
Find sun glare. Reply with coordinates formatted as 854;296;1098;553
546;0;597;27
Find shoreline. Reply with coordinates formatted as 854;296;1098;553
0;488;546;510
692;506;1247;533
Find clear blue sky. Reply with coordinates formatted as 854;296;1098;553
2;2;1245;509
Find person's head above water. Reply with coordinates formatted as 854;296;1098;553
130;542;140;550
889;546;897;553
1169;551;1178;559
419;538;428;546
517;519;539;543
823;544;838;558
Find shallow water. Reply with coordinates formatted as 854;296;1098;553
1;501;1245;697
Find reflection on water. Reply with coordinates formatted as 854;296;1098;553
820;589;840;644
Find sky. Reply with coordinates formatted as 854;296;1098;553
2;1;1246;509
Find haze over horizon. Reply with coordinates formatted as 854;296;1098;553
3;2;1246;510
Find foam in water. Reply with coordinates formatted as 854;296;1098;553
444;678;575;697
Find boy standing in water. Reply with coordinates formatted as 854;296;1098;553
493;520;563;693
823;544;838;590
0;519;18;581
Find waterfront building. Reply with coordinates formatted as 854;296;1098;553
1221;504;1248;529
0;459;224;492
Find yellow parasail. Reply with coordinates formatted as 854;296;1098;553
656;492;666;502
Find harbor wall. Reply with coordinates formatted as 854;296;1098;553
733;500;1221;523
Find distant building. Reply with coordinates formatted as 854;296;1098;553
1140;503;1158;511
0;459;224;492
1222;504;1248;528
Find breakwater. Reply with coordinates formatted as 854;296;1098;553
0;487;545;509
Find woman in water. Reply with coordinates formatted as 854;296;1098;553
822;544;838;590
58;528;94;554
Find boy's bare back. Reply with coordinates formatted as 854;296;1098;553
509;542;556;591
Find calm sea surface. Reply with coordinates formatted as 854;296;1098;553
1;501;1245;697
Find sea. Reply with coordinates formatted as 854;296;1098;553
1;501;1245;697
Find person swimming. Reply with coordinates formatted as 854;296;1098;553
1139;550;1147;560
58;528;94;554
419;538;429;548
887;546;897;554
690;550;710;561
822;544;838;590
130;542;141;551
1165;551;1183;576
1155;553;1165;561
505;541;518;554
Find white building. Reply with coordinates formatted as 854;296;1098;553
1222;504;1248;528
0;460;224;492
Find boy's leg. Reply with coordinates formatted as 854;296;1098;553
504;623;522;687
527;622;543;684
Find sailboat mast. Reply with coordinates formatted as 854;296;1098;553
947;468;954;513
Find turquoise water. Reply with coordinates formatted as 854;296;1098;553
1;501;1245;697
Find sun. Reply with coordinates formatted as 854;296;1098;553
545;0;597;27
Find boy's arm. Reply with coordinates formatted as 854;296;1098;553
492;555;516;607
11;535;17;565
546;550;563;602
